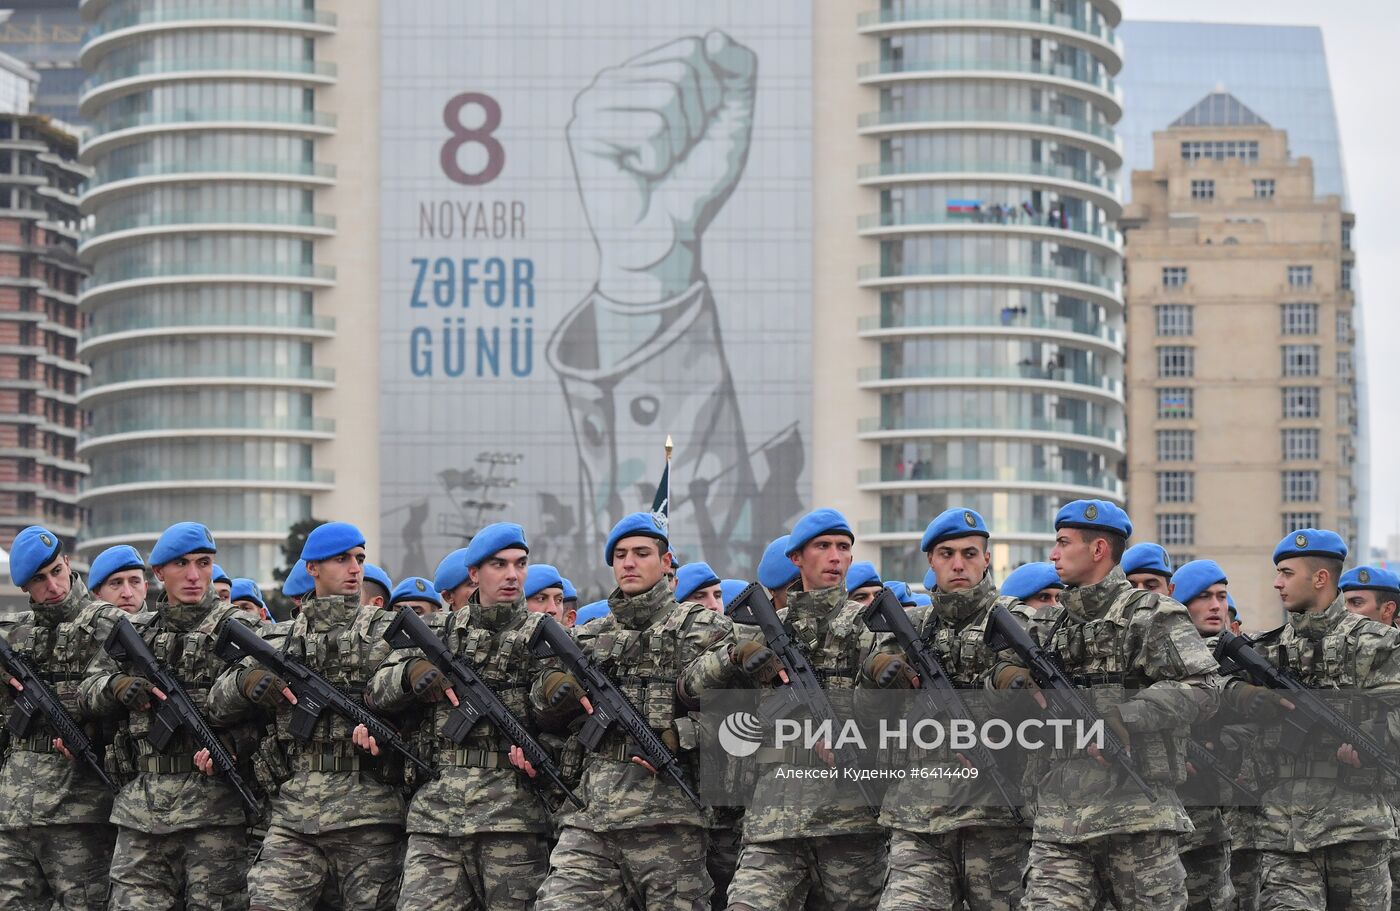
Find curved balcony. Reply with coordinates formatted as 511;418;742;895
82;159;335;206
857;465;1122;496
858;317;1122;356
80;465;333;500
79;414;335;453
80;364;335;404
858;108;1121;165
82;109;337;161
858;57;1121;119
80;520;301;552
80;314;336;355
858;210;1121;257
81;209;336;255
858;260;1122;309
857;363;1123;403
82;6;338;64
81;261;336;305
81;58;338;113
856;5;1123;73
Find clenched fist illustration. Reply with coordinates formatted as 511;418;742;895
568;30;757;303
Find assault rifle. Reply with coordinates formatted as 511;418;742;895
213;618;434;781
383;607;582;807
527;615;705;811
0;631;117;792
861;587;1024;820
1184;738;1259;804
983;604;1155;798
104;617;259;816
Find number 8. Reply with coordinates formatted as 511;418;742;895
440;92;505;185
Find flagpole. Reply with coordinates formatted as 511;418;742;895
664;434;673;541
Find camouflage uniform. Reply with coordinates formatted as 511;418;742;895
209;594;405;911
78;589;256;911
0;574;115;910
861;574;1030;911
1223;595;1400;911
365;595;554;909
718;583;887;911
996;566;1220;911
1227;805;1264;911
1179;635;1236;911
532;578;740;911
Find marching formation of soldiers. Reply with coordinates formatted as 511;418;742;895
3;495;1400;911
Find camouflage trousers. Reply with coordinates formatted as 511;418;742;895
1183;839;1236;911
110;823;248;911
708;808;744;911
1390;846;1399;911
877;825;1029;911
535;823;711;911
248;823;403;911
726;833;887;911
396;831;549;910
0;822;115;911
1259;841;1391;911
1232;848;1262;911
1023;830;1186;911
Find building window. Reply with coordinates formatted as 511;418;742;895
1281;512;1320;535
1162;267;1188;288
1157;346;1194;378
1342;222;1353;250
1191;179;1215;200
1253;178;1276;199
1337;351;1352;380
1157;429;1194;462
1155;304;1193;336
1282;428;1319;461
1288;265;1313;288
1180;140;1259;161
1157;471;1194;503
1158;514;1195;547
1341;264;1352;291
1281;345;1319;377
1280;303;1318;335
1158;387;1194;419
1282;470;1319;502
1338;392;1353;426
1282;386;1319;419
1337;309;1352;342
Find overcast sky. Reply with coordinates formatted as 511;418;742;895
1122;0;1398;551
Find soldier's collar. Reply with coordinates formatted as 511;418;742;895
1058;565;1129;621
932;573;997;626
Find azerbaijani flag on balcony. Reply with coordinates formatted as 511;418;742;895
946;199;980;215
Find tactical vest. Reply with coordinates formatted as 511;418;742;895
922;594;1021;686
428;605;540;765
783;601;869;692
589;604;706;750
3;590;104;756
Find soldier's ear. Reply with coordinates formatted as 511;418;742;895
467;564;481;587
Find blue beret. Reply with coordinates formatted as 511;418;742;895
391;576;442;608
604;513;668;566
920;507;990;552
786;508;854;555
211;564;231;586
845;561;881;592
575;600;611;625
1171;559;1228;606
1273;528;1347;564
281;559;314;598
88;544;145;591
675;562;721;603
363;563;393;595
150;522;217;566
888;581;914;607
911;592;932;607
1122;543;1173;578
923;567;937;591
1054;499;1132;538
1000;562;1064;600
758;535;800;590
1340;565;1400;595
300;522;365;562
720;579;748;613
561;578;578;602
524;563;565;599
433;548;470;593
1227;593;1239;619
10;525;64;589
230;578;265;610
465;522;529;569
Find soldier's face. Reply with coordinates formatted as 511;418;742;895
233;599;263;617
307;547;365;599
1024;588;1061;611
1049;531;1095;586
1345;590;1397;626
442;579;477;610
470;548;528;605
1273;558;1324;613
1187;584;1229;635
214;581;232;601
689;583;724;613
404;599;439;617
98;570;148;613
791;535;854;591
927;536;989;593
613;537;668;595
1127;572;1171;594
849;585;880;607
153;554;213;605
527;588;566;621
23;555;70;605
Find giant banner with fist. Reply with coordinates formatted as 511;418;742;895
379;3;813;592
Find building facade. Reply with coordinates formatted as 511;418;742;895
1122;91;1358;627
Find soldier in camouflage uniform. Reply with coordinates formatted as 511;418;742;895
860;508;1030;911
210;521;406;911
1222;529;1400;911
78;521;258;910
1169;560;1239;911
717;508;887;911
532;512;772;910
366;523;555;909
991;500;1220;911
0;526;116;910
89;543;150;614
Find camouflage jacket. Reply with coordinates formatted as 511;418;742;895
0;575;115;827
529;579;738;833
366;596;553;837
994;566;1220;844
860;574;1027;835
78;590;256;834
1222;594;1400;851
208;594;404;835
1179;633;1233;850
